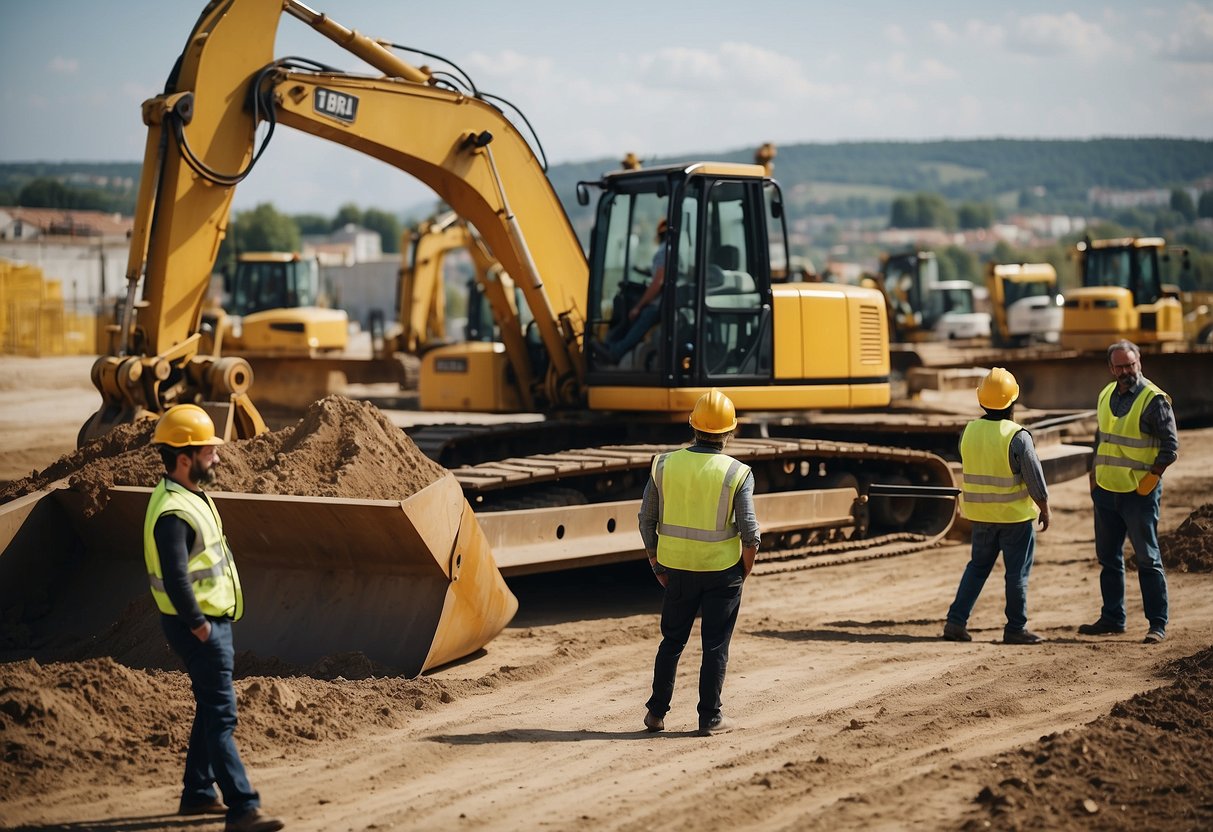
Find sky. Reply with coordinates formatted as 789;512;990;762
1;1;1211;216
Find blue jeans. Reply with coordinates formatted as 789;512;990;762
1092;484;1169;631
162;616;260;820
947;519;1035;632
605;303;661;362
646;560;745;727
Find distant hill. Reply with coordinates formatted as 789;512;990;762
4;138;1212;225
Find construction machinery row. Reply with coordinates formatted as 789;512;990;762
8;0;1199;678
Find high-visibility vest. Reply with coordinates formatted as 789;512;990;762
958;419;1037;523
652;448;750;572
144;478;244;620
1095;380;1167;493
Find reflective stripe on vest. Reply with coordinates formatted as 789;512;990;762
1095;380;1166;493
958;419;1037;523
652;448;749;572
143;478;244;620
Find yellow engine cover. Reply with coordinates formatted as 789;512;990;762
229;307;349;355
420;341;524;412
1061;287;1182;351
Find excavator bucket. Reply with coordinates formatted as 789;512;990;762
0;474;516;677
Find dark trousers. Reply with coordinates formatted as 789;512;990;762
161;616;259;820
946;519;1036;632
1092;484;1169;631
646;560;745;727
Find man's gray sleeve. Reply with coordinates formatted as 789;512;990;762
1141;396;1179;468
638;478;660;552
1009;430;1049;505
734;471;761;548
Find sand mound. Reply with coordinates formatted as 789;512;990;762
960;646;1213;831
0;396;447;516
1159;502;1213;573
0;655;471;797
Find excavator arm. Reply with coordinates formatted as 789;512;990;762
82;0;588;444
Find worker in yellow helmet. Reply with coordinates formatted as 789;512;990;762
943;368;1051;645
639;389;760;736
144;405;285;832
1078;340;1177;644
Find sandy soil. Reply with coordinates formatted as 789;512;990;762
2;356;1212;831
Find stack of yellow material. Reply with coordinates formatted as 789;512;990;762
0;260;96;356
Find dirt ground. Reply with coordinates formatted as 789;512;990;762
2;355;1213;832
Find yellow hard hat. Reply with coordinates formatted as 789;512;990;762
689;388;737;433
153;404;225;447
977;367;1020;410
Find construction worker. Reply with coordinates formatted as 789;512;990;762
640;389;760;736
592;217;668;366
1078;340;1177;644
943;367;1050;645
145;405;285;832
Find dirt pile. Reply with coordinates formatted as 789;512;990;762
1159;502;1213;573
0;396;447;516
0;655;483;798
959;646;1213;831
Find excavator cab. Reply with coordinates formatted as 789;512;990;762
1061;237;1184;350
585;164;779;388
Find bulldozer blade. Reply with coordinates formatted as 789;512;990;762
1;474;516;677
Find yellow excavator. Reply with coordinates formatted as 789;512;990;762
392;210;525;356
1061;236;1185;351
986;262;1063;348
16;0;974;675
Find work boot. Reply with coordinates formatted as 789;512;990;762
178;797;226;815
1143;628;1166;644
698;714;735;737
643;710;665;732
942;621;972;642
224;808;285;832
1077;620;1126;636
1003;628;1045;645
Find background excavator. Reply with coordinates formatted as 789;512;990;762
6;0;989;676
893;237;1213;422
985;262;1063;348
196;250;414;411
859;251;991;345
391;210;527;356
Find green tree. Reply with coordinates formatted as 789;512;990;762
18;178;72;208
292;213;332;235
1198;190;1213;219
956;202;995;230
217;203;301;271
332;203;363;229
1170;188;1197;222
362;208;402;254
889;196;917;228
937;245;980;283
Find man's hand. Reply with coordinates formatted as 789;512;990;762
628;305;641;322
1037;505;1051;533
191;620;212;642
655;572;669;588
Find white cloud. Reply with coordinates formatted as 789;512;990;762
884;23;909;47
930;21;958;44
1012;12;1115;60
49;56;79;75
1156;3;1213;63
869;52;959;85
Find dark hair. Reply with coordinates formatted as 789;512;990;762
158;444;195;473
693;428;729;448
981;404;1014;420
1106;339;1140;363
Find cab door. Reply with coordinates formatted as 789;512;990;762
672;176;774;386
